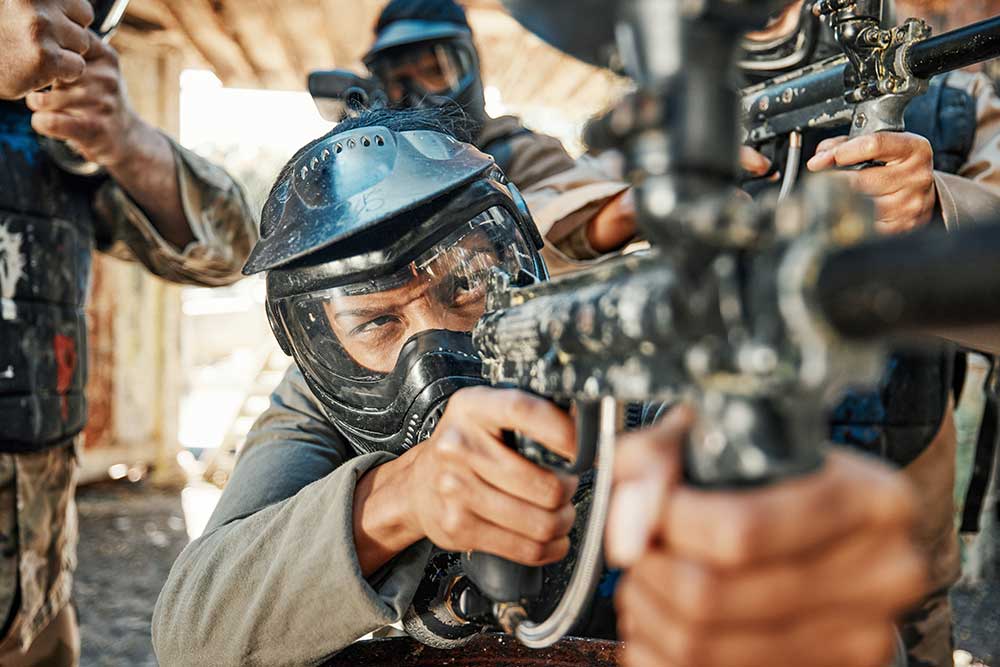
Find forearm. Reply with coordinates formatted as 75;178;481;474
353;454;423;576
105;117;193;250
153;453;431;666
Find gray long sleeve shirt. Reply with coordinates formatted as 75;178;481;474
152;367;434;666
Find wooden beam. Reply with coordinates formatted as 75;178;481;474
249;0;309;88
164;0;258;87
215;1;297;89
124;0;176;30
270;1;338;75
322;0;381;69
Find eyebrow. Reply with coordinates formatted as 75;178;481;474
333;307;385;323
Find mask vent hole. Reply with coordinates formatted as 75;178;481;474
417;400;449;444
335;143;343;153
375;135;385;146
362;136;371;147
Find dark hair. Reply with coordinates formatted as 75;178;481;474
261;107;474;236
375;0;469;34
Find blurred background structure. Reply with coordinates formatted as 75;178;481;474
72;1;999;665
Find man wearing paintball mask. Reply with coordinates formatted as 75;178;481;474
152;108;927;667
361;0;639;274
612;3;1000;667
0;1;257;664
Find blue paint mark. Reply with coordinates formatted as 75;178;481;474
0;102;42;167
597;568;621;598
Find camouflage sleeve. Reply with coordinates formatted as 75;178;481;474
92;137;258;287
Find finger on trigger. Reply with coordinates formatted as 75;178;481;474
739;146;772;177
806;150;835;172
467;431;576;510
454;388;577;461
814;136;848;154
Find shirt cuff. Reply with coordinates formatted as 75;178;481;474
94;135;255;286
324;453;435;629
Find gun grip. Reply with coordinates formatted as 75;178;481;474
460;551;543;604
462;402;594;622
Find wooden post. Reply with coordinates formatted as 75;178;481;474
81;28;186;487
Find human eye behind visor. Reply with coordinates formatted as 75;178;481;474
276;206;538;382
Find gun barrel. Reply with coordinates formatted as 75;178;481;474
906;15;1000;79
815;223;1000;339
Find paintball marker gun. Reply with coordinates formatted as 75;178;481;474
742;3;1000;197
308;69;388;122
392;0;1000;656
41;0;131;176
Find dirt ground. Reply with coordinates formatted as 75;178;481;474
74;481;188;667
72;479;998;667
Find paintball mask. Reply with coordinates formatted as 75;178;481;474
243;124;545;456
41;0;131;176
738;0;897;81
310;7;486;132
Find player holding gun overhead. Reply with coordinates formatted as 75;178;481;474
0;1;257;664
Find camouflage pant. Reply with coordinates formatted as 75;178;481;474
0;443;78;663
0;604;78;667
900;589;954;667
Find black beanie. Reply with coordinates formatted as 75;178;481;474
375;0;470;35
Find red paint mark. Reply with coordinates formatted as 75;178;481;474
54;334;77;421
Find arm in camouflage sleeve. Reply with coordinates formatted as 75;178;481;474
93;135;259;287
24;35;257;286
152;367;432;667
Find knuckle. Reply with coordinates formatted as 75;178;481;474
447;387;483;415
517;539;546;564
432;429;465;460
27;44;50;72
614;574;637;615
506;392;538;419
534;512;561;542
847;626;895;665
671;625;707;666
30;13;52;42
534;473;565;508
718;506;761;564
440;504;468;537
915;134;932;155
436;470;462;496
681;567;719;623
74;0;96;25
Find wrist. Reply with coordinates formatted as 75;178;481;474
103;113;163;172
352;455;424;574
